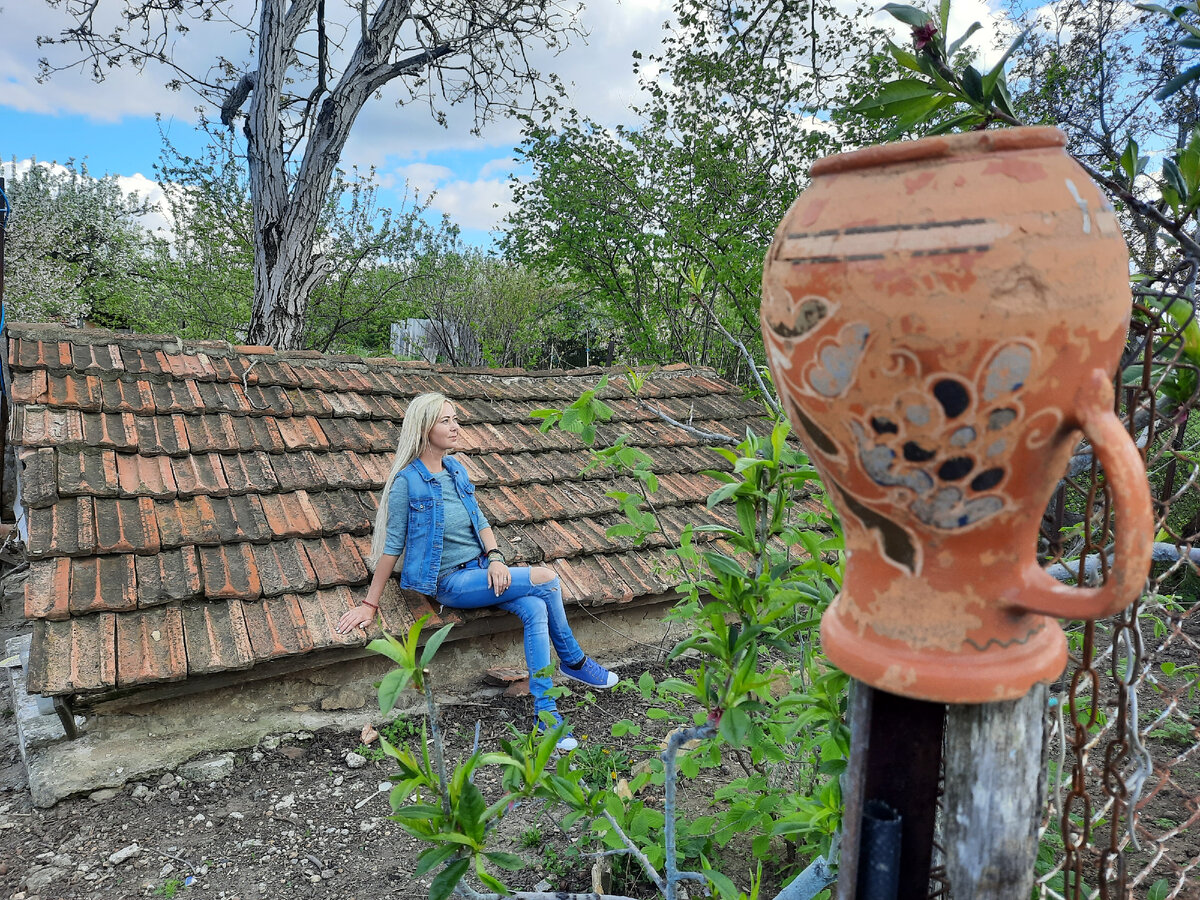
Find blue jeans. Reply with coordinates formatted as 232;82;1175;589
437;558;584;713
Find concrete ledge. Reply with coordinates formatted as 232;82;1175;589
9;598;674;806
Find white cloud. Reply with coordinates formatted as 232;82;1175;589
395;162;514;232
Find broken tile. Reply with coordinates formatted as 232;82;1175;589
19;447;59;509
251;541;318;596
27;614;117;695
19;407;83;448
136;546;203;606
24;557;71;621
196;380;253;416
181;600;254;675
116;605;187;686
94;497;161;555
199;543;262;600
11;370;48;404
57;449;119;497
68;554;138;615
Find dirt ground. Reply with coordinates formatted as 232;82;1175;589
0;586;725;900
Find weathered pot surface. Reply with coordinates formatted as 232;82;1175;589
762;126;1153;703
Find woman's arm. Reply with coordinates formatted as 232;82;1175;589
336;553;400;633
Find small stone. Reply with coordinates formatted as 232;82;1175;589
332;775;344;787
279;746;306;761
25;865;65;893
179;754;235;784
359;821;377;833
250;751;264;763
158;774;175;789
320;688;366;711
131;785;151;801
257;883;267;895
309;874;321;884
274;794;296;811
534;880;552;892
321;870;335;879
89;788;119;803
229;811;244;820
261;736;280;751
108;844;140;866
360;724;378;745
296;731;313;741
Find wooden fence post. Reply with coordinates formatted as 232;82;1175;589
943;683;1048;899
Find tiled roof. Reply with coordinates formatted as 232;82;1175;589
6;323;776;698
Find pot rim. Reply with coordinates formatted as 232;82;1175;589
810;126;1067;177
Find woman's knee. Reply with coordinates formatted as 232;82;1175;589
507;595;548;626
530;566;558;586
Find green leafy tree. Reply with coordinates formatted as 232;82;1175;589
1;159;158;325
504;0;878;384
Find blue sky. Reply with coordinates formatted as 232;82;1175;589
0;0;1007;245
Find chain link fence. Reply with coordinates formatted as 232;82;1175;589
1033;267;1200;899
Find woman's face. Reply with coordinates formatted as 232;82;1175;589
425;401;460;455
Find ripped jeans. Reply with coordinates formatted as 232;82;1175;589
437;557;583;713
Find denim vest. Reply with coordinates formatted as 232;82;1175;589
398;456;488;595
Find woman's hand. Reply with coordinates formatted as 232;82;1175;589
488;560;511;596
336;604;378;635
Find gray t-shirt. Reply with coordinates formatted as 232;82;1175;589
383;469;490;576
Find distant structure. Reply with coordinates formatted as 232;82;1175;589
390;318;481;365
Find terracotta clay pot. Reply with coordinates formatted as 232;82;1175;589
761;127;1152;703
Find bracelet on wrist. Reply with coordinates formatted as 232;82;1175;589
362;600;379;610
486;549;505;564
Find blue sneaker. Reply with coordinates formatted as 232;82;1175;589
560;656;618;689
535;710;578;752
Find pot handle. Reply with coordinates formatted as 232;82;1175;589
1020;369;1153;620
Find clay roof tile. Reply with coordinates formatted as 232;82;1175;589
115;605;187;686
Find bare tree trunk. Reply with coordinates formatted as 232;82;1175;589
244;0;451;348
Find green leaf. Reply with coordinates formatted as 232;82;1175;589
885;38;923;72
925;110;986;135
1163;157;1188;202
456;782;487;843
719;706;751;746
377;667;410;717
1158;63;1200;101
848;79;938;117
881;3;933;26
415;845;459;878
420;623;454;669
1147;879;1170;900
478;870;509;895
485;851;527;871
703;551;747;580
429;857;470;900
962;65;985;103
1119;137;1141;185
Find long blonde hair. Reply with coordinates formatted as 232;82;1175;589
369;391;451;569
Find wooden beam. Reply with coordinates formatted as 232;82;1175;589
943;684;1047;899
